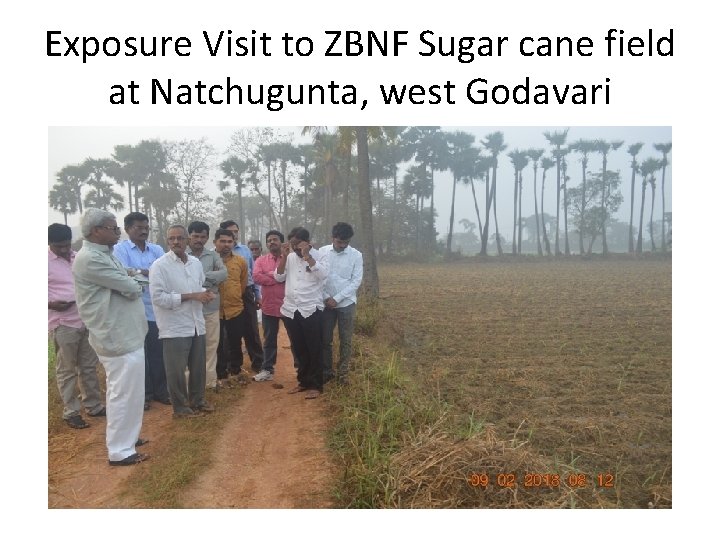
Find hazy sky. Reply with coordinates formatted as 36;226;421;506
48;126;671;241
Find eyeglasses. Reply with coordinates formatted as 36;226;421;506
100;226;121;233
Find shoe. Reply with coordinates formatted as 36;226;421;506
173;411;204;419
193;403;215;413
65;415;89;429
304;389;322;400
88;406;106;417
156;397;171;405
253;370;274;382
136;438;150;447
109;453;150;466
144;402;151;411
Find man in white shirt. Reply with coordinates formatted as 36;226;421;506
274;227;328;399
149;225;216;418
319;222;363;385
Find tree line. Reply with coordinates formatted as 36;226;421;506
49;126;672;297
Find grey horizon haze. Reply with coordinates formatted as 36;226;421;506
48;125;671;249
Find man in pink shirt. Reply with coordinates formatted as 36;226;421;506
48;224;104;429
252;230;297;381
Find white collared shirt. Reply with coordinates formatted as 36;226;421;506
149;250;207;338
274;247;328;318
318;244;363;308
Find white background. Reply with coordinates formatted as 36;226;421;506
2;0;714;536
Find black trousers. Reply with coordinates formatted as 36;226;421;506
241;287;264;371
217;314;244;379
145;320;169;402
283;309;323;391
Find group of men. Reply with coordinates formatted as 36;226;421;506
48;208;363;466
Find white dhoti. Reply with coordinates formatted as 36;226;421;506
97;346;146;461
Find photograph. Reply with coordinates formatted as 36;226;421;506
47;125;672;509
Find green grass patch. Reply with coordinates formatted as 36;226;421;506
328;301;446;508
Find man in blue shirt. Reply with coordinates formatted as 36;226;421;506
319;222;363;385
114;212;169;409
219;220;264;374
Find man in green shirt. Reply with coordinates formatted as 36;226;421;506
73;208;150;466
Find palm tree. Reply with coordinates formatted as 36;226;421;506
445;131;476;258
80;158;124;211
526;149;544;256
654;142;672;252
543;129;569;256
636;158;661;253
480;131;507;255
354;126;381;298
648;173;658;251
219;156;257;243
403;165;431;252
55;164;88;215
257;143;279;230
569;139;596;254
561;155;570;255
540;157;554;255
49;179;78;224
626;143;644;252
296;143;315;224
508;149;528;255
469;156;493;254
595;139;624;254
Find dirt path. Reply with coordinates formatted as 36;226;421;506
179;329;335;508
48;327;335;508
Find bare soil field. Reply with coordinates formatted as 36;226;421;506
48;257;671;509
377;258;671;508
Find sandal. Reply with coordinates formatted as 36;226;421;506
288;386;308;394
304;390;321;400
136;438;150;447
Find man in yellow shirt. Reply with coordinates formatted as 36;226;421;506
214;228;249;385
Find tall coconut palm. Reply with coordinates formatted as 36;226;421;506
543;129;569;256
296;143;315;223
219;156;257;243
654;142;672;252
636;158;661;253
469;156;493;254
595;139;624;254
561;155;570;255
403;165;432;252
540;157;554;255
353;126;382;298
445;131;476;258
481;131;507;255
569;139;596;254
526;149;544;256
648;173;658;251
626;143;644;253
508;149;528;255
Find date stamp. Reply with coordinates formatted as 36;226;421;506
467;472;615;489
